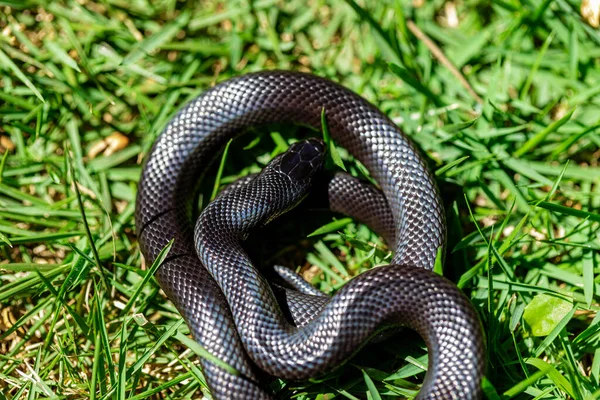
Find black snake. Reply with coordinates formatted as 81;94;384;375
135;71;485;399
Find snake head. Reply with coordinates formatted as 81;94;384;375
274;138;326;183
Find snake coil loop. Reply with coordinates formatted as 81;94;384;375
136;71;485;399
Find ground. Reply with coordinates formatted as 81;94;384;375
0;0;599;399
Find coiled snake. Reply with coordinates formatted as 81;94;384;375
135;71;485;399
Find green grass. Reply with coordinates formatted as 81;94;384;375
1;0;600;398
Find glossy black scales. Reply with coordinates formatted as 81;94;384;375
277;138;326;181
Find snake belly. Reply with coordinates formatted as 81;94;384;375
135;71;485;399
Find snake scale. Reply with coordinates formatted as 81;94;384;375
135;71;485;399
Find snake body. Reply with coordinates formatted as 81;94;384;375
135;71;485;399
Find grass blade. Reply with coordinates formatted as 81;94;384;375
0;48;44;102
514;108;575;157
322;108;346;171
123;12;190;65
211;139;233;201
